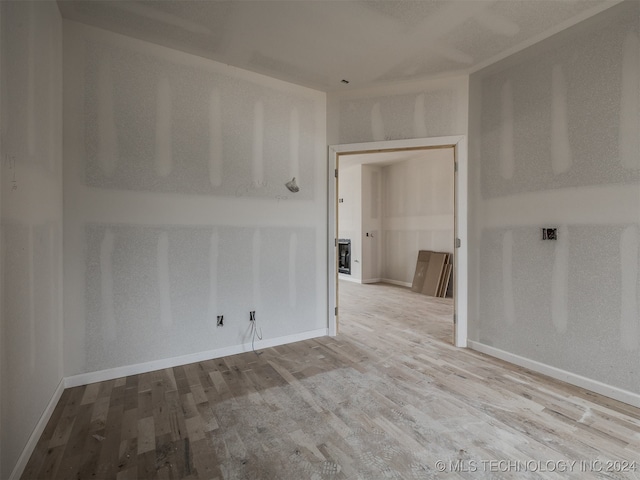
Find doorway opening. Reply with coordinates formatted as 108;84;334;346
328;137;468;348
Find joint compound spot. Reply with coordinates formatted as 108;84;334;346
209;88;223;187
253;100;264;188
551;225;569;334
503;230;515;325
100;229;116;342
155;77;173;177
289;107;300;181
97;53;118;177
157;232;172;327
499;79;514;180
551;64;572;174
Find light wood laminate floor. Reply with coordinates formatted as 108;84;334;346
23;281;640;479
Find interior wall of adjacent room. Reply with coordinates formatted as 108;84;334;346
381;149;454;286
361;164;382;283
0;2;64;478
63;21;327;377
468;1;640;396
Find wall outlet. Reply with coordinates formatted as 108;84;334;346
542;228;557;240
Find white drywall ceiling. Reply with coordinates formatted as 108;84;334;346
57;0;620;91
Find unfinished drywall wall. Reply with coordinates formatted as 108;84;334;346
63;21;326;376
1;2;63;478
327;76;468;145
361;164;382;282
468;1;640;395
381;149;455;285
337;164;362;282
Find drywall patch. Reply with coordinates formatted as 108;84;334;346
551;225;568;334
289;107;300;181
253;100;265;188
157;231;172;327
208;88;223;187
155;77;173;177
499;79;514;180
289;232;298;308
27;1;36;158
208;232;219;321
99;229;116;342
620;30;640;170
620;225;639;351
502;230;515;325
252;228;262;311
550;64;572;175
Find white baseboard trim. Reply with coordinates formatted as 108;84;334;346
10;378;65;480
361;278;381;284
65;328;328;388
380;278;412;288
467;341;640;409
338;274;361;284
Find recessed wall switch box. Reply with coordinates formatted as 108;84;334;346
542;228;557;240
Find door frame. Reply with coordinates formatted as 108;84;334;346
328;136;468;348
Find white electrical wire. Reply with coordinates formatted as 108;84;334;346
250;311;263;355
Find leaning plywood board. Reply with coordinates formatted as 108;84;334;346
411;250;431;293
439;264;453;298
437;255;452;297
422;252;447;297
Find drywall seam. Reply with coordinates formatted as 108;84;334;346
99;228;116;341
502;230;515;325
252;100;264;188
28;227;35;372
157;232;172;327
69;188;319;227
155;77;173;177
499;79;514;180
64;328;328;388
8;379;65;480
289;232;297;308
208;232;219;320
467;340;640;409
481;184;640;227
551;64;572;174
551;225;569;334
97;53;117;177
208;88;223;187
26;1;36;158
252;228;262;311
289;107;300;181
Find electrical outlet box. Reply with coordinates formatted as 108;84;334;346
542;228;557;240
